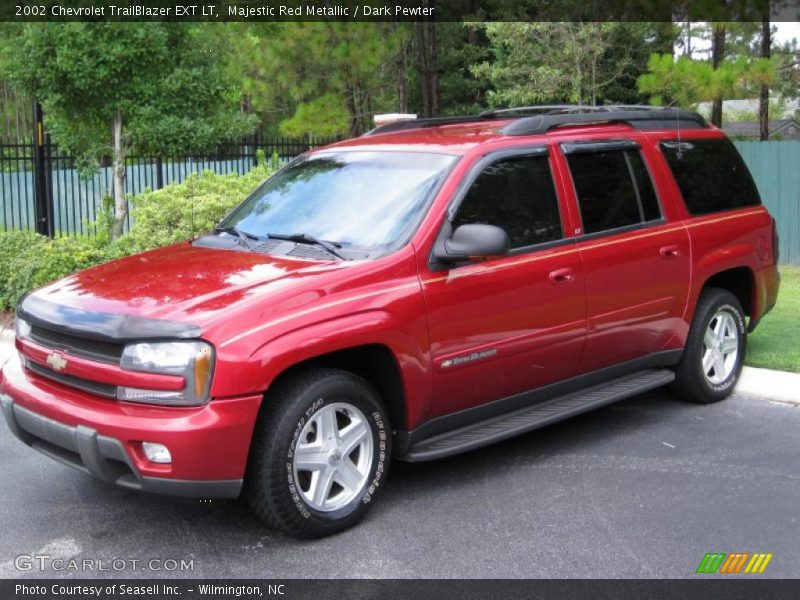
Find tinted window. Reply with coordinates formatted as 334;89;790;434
567;149;661;235
629;152;662;222
660;139;761;215
453;155;562;249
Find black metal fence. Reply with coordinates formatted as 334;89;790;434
0;134;340;237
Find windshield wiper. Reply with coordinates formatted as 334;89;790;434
212;226;262;247
267;233;345;260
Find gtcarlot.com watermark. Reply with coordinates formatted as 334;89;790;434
14;554;194;572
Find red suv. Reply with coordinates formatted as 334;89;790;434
0;106;780;538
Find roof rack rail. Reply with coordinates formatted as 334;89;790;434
501;109;707;136
364;105;707;137
365;114;497;136
478;105;609;117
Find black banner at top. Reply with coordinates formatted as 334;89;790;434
2;0;800;22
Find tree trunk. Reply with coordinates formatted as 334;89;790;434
710;24;727;128
426;18;440;117
3;86;10;139
345;89;359;137
111;108;127;240
396;39;408;113
415;22;430;117
759;18;771;141
685;21;692;57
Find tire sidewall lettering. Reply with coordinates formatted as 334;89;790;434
285;396;388;520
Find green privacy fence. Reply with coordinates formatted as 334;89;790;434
734;141;800;265
2;138;798;263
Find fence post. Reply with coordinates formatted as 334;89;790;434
31;99;54;237
252;130;259;167
155;156;164;190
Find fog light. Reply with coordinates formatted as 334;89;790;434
142;442;172;464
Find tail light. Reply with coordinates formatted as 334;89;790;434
772;218;780;264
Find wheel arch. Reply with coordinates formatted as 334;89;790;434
265;344;408;437
700;266;755;317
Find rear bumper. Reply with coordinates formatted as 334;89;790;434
0;355;262;499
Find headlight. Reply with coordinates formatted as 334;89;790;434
15;317;31;340
119;341;214;406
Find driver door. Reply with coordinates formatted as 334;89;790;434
419;148;587;418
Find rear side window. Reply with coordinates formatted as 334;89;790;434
566;149;662;235
453;155;562;249
660;139;761;215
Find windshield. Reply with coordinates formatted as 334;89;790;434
219;151;457;255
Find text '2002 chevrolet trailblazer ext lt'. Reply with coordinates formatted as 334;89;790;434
1;106;780;538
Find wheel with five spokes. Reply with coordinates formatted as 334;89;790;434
672;288;746;404
246;368;390;538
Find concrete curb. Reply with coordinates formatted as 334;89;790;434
735;366;800;405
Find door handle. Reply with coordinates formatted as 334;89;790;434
548;268;575;284
659;245;680;259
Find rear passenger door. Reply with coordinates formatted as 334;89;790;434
559;139;691;373
421;148;586;418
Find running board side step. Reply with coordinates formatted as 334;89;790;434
401;369;675;462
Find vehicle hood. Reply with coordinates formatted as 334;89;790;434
27;242;345;328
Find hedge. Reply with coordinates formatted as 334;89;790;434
0;159;277;311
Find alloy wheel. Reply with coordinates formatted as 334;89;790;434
292;402;374;512
702;309;739;385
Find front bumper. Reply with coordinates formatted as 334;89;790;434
0;355;262;499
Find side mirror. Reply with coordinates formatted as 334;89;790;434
435;223;510;263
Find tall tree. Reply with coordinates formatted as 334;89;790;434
638;50;775;115
236;23;406;137
710;23;728;126
3;23;255;238
415;20;441;117
470;23;660;108
759;18;771;140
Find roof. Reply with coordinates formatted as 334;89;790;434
722;119;800;140
321;106;711;156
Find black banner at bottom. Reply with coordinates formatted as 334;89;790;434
3;579;800;600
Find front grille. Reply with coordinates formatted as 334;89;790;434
25;360;118;399
28;325;123;364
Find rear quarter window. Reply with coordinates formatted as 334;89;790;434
660;138;761;215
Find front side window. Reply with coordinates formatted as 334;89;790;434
452;155;563;250
220;151;457;255
566;149;661;235
660;138;761;215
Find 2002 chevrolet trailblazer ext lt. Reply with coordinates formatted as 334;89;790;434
1;106;780;538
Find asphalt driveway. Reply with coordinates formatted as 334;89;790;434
1;387;798;579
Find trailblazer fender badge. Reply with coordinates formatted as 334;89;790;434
440;348;498;369
46;351;68;372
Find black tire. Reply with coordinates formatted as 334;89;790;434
245;368;391;538
672;288;747;404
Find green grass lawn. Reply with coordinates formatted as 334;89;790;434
746;266;800;373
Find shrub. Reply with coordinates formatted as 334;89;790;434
0;230;49;310
125;158;277;252
0;156;279;310
1;235;113;310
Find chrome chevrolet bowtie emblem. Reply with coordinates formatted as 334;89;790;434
46;352;67;372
